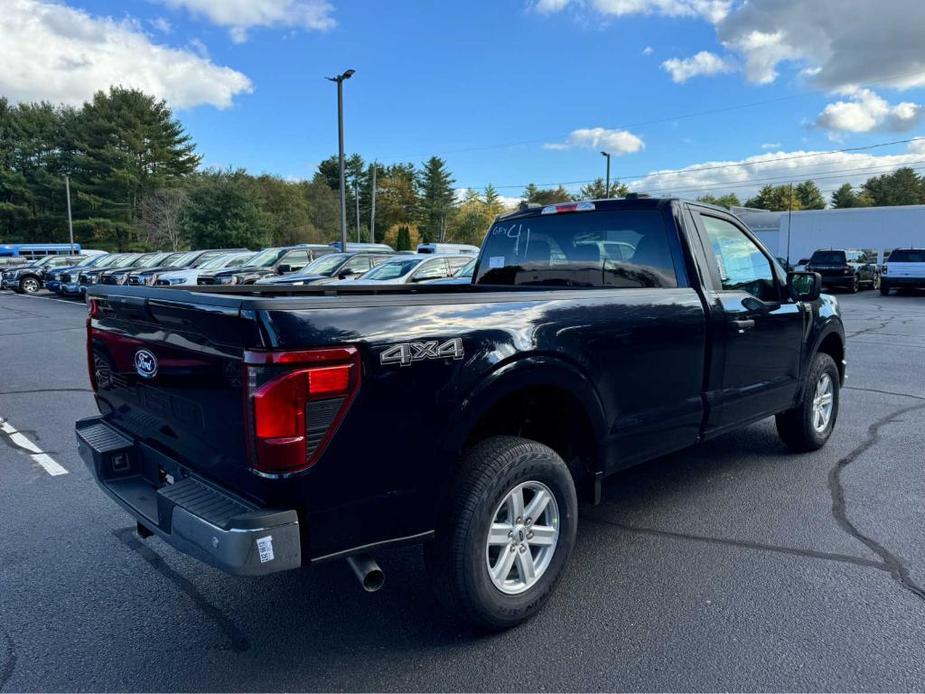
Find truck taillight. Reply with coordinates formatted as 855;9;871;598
86;299;99;392
244;347;361;476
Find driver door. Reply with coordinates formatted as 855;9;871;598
693;210;806;431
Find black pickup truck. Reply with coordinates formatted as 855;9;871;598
77;197;845;630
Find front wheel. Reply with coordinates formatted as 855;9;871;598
425;436;578;631
880;281;890;296
19;276;40;294
776;352;840;452
849;276;859;293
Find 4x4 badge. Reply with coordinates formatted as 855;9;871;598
380;338;464;367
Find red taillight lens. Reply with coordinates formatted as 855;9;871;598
245;348;360;475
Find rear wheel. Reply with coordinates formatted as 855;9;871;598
776;352;840;452
871;274;881;290
848;276;859;293
425;436;578;631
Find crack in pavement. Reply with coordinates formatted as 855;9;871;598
0;626;16;692
828;403;925;603
0;388;92;396
846;314;897;339
582;514;884;571
112;528;250;653
0;327;84;337
844;386;925;402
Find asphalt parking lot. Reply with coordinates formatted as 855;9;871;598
1;288;924;692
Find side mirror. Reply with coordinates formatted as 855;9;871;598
276;264;292;274
788;271;821;301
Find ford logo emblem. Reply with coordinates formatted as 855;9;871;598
134;349;158;379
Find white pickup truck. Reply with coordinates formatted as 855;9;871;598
881;248;925;295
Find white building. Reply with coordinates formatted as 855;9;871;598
734;204;925;264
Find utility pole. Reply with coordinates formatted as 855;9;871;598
370;164;377;243
65;175;74;254
787;181;794;264
600;151;612;197
326;69;355;251
354;179;361;243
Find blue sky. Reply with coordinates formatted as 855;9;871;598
5;0;925;202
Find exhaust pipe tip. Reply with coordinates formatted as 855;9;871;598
346;554;385;592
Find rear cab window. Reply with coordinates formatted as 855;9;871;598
474;206;682;288
810;250;847;265
888;249;925;262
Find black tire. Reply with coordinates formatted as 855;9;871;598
425;435;578;631
776;352;840;452
880;281;890;296
18;276;40;294
848;276;859;293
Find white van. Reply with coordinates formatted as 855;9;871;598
416;243;480;255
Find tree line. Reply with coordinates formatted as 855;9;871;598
0;88;507;252
5;87;925;252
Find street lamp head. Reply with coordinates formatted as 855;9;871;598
326;69;356;83
600;151;610;158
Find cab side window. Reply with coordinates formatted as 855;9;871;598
281;250;309;270
699;214;777;302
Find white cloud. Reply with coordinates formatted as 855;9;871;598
626;140;925;201
544;127;645;154
760;142;781;150
642;46;654;55
532;0;573;13
158;0;335;42
150;17;172;33
590;0;731;22
0;0;253;109
815;88;923;136
717;0;925;90
661;50;731;83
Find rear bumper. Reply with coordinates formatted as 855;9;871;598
76;416;301;576
819;275;855;287
882;276;925;287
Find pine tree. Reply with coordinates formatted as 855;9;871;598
795;180;826;209
579;178;629;199
418;156;456;243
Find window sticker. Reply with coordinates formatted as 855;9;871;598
489;256;505;269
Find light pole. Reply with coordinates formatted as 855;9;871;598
600;151;611;198
326;69;355;251
370;163;377;243
64;175;75;254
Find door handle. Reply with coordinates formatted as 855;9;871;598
729;318;756;334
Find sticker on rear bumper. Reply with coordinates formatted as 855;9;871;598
256;535;275;563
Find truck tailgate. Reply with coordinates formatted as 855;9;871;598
88;292;260;496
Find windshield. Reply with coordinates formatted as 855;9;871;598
248;248;285;268
301;253;348;276
166;251;201;267
200;252;254;270
135;252;173;268
113;254;142;268
889;249;925;262
455;258;477;278
810;250;846;264
91;254;120;268
361;258;422;281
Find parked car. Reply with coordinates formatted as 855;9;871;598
328;242;395;252
99;252;175;286
3;255;86;293
421;257;477;284
79;253;146;294
880;248;925;294
153;251;256;286
127;248;249;286
417;242;480;255
805;248;879;292
256;252;396;285
44;254;112;294
793;257;811;272
81;197;845;630
198;245;336;285
345;254;473;285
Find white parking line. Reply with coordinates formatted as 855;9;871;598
15;293;86;306
0;418;69;476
